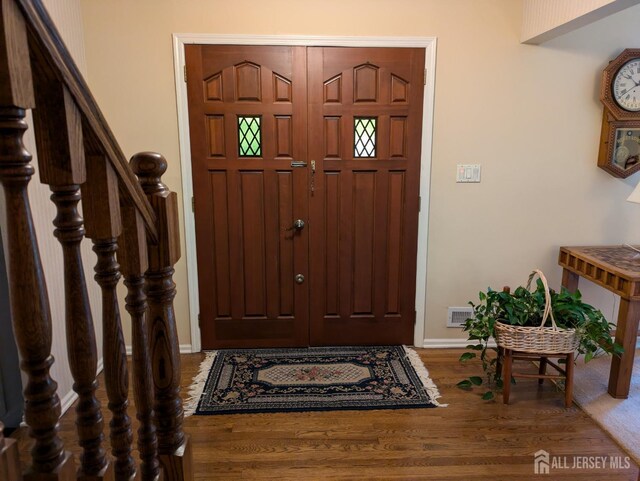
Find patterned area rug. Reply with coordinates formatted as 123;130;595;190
184;346;445;415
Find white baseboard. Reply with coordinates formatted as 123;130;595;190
96;357;104;376
59;389;78;415
125;344;194;355
58;357;105;417
422;338;498;349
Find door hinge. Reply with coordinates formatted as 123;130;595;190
424;68;427;86
191;195;195;213
184;65;187;83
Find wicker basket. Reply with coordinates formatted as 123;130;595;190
493;269;580;354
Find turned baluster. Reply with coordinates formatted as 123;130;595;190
30;51;111;480
119;201;162;481
131;152;192;481
82;150;135;481
0;107;74;480
0;0;74;478
0;421;22;481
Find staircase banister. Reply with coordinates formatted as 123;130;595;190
14;0;158;243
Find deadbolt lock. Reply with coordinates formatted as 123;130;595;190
295;274;305;284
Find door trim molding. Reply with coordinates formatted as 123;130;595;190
172;34;437;352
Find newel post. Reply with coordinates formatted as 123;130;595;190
0;0;74;478
131;152;193;481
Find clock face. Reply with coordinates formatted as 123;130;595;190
613;58;640;111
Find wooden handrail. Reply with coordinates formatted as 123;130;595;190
13;0;158;243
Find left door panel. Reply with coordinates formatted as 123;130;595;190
185;45;309;348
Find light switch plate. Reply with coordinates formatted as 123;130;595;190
456;164;481;183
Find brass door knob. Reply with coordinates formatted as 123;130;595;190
295;274;305;284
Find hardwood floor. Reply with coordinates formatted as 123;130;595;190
13;349;640;480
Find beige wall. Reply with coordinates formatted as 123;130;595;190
79;0;640;347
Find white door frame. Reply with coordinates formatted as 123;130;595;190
172;34;437;353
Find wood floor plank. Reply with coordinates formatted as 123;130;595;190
13;348;640;480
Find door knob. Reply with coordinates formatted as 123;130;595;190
287;219;305;231
295;274;305;284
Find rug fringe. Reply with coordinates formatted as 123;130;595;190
184;350;217;417
403;345;448;407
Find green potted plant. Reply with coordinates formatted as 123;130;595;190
457;270;623;400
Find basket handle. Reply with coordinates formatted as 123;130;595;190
526;269;558;330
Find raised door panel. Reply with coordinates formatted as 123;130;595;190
239;171;267;316
186;45;308;348
308;47;424;346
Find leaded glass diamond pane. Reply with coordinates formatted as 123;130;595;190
354;117;377;158
238;116;262;157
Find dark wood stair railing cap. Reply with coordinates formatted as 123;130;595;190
131;152;180;266
130;152;168;194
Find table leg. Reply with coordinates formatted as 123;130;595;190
608;298;640;398
561;268;579;292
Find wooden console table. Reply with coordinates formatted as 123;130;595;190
558;245;640;398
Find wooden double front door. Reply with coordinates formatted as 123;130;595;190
185;45;425;349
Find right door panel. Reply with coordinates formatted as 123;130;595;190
308;47;425;345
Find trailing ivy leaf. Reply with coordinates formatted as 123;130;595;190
466;344;484;351
469;376;483;386
457;380;472;389
585;351;594;363
459;352;476;362
481;391;494;400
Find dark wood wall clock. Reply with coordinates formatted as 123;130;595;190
599;49;640;178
